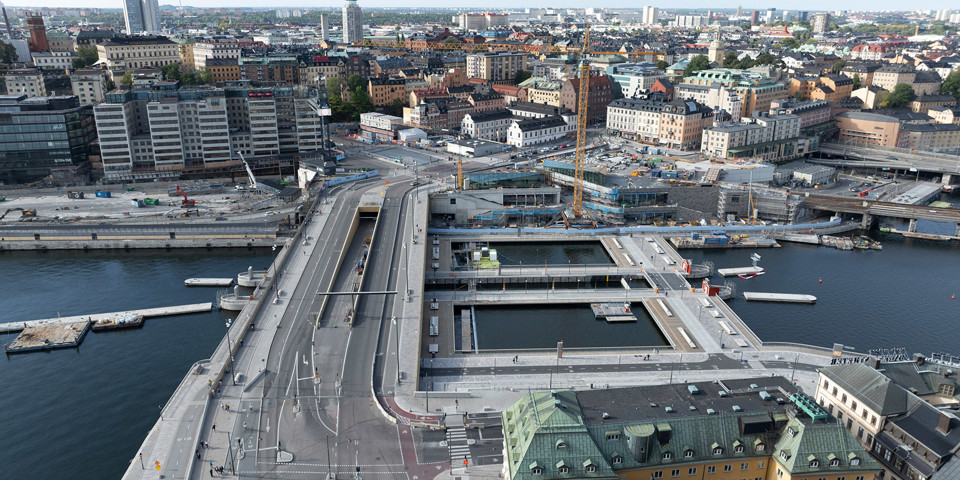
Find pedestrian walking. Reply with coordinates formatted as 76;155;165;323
210;468;214;477
196;449;200;458
212;424;216;431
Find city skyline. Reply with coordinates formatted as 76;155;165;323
9;2;960;12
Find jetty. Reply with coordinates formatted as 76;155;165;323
5;322;91;353
0;303;214;334
185;278;234;287
590;303;637;322
718;253;765;277
743;292;817;304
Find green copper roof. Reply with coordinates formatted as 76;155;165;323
771;416;879;474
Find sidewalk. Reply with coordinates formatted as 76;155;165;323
123;188;340;480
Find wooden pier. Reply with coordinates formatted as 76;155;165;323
743;292;817;304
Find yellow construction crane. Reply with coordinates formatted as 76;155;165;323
572;23;591;217
457;156;463;190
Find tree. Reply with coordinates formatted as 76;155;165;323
119;71;133;86
443;37;461;44
684;54;711;76
105;79;116;91
780;37;800;49
196;67;213;84
350;86;373;119
753;53;778;66
852;73;861;90
72;46;99;69
721;51;739;68
0;40;18;64
830;61;846;74
879;83;914;108
941;70;960;100
388;98;405;117
794;91;806;101
655;59;669;70
514;69;532;84
161;63;182;82
346;74;366;91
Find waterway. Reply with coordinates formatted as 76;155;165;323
0;248;274;480
683;233;960;355
472;303;668;349
487;241;613;266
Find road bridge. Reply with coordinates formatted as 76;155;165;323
815;142;960;187
801;193;960;237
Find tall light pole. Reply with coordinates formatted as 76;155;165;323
392;316;401;385
226;320;236;385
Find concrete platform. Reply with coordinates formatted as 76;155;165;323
743;292;817;304
185;278;234;287
5;322;91;353
0;303;213;334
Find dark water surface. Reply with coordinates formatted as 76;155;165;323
0;248;273;480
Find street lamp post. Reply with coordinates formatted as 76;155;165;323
226;320;236;385
392;316;401;386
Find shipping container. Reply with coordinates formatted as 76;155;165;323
95;191;111;198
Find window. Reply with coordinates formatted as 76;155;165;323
706;466;716;474
687;467;697;476
735;445;745;453
684;450;694;458
857;426;864;439
871;415;877;426
606;433;620;441
585;465;597;473
741;462;749;470
612;456;622;465
757;461;765;469
850;457;860;466
723;464;732;472
532;467;542;475
809;460;820;467
662;452;672;460
558;466;569;474
713;447;723;455
652;472;663;479
852;401;858;410
842;394;848;403
671;469;680;477
780;451;789;461
830;459;841;466
756;443;765;452
556;441;566;449
832;387;838;396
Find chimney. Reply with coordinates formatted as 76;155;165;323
937;411;952;435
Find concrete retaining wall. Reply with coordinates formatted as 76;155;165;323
0;238;274;250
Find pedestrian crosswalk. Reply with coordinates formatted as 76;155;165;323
445;426;472;467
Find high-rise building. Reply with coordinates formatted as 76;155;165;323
812;13;830;33
642;6;659;25
342;0;363;44
750;10;759;25
319;14;330;41
797;11;809;22
736;5;742;17
122;0;160;34
466;52;528;84
25;12;49;52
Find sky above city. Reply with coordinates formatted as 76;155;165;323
13;1;959;12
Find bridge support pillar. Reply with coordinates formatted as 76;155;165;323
956;223;960;238
908;218;918;233
860;214;873;230
942;173;955;185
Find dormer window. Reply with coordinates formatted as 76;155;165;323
780;451;790;461
756;443;765;452
662;452;672;460
684;450;694;458
850;457;861;466
556;440;567;449
809;460;820;467
559;466;569;474
830;459;840;466
713;447;723;455
532;468;542;475
612;456;622;465
787;427;797;437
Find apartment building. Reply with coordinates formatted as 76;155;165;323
70;69;110;106
908;94;957;115
4;69;47;98
457;13;508;30
32;51;78;70
299;57;345;87
173;37;196;71
94;82;323;180
406;98;472;131
606;93;713;150
702;112;803;162
816;358;960;480
0;95;95;185
834;111;902;147
239;56;298;85
683;68;787;116
502;380;879;480
558;75;614;124
193;40;242;69
505;116;571;147
96;36;181;79
461;110;514;142
466;52;528;84
674;82;743;121
899;123;960;151
840;63;882;87
206;58;242;83
532;57;577;81
769;99;832;129
872;64;916;92
523;78;563;107
368;78;407;106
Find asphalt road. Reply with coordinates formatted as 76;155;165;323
248;175;416;478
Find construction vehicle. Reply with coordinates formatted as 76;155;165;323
175;185;196;207
0;207;36;220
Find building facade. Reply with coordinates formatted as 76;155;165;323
0;95;96;185
4;69;47;98
342;0;364;44
122;0;160;34
70;69;110;106
193;40;241;69
467;52;529;85
97;36;180;79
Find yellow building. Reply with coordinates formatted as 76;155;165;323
97;35;181;80
501;380;879;480
173;37;196;71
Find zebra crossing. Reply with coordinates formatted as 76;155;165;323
445;426;472;467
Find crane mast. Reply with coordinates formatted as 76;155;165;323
573;23;591;218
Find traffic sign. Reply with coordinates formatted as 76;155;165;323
463;459;468;466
